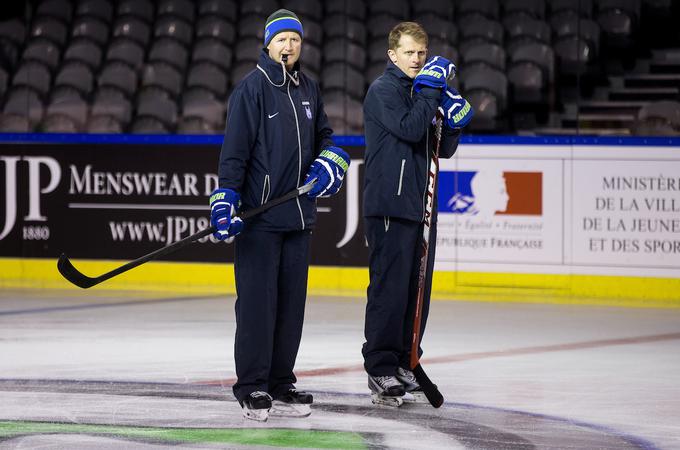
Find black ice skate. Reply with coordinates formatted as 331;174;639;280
270;388;313;417
240;391;272;422
368;375;405;407
396;367;428;403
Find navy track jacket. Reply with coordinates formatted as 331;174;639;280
363;61;461;222
218;49;334;231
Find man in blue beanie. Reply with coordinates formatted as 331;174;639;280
209;9;350;421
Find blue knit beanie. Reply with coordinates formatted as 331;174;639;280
264;9;304;47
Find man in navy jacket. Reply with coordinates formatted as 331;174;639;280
209;9;350;421
362;21;473;407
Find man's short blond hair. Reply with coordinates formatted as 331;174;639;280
388;22;428;50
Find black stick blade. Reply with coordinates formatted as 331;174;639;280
57;253;98;289
413;364;444;408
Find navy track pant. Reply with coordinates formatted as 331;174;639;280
231;228;311;402
362;215;437;376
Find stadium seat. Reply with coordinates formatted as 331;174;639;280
323;14;367;45
458;0;501;20
230;61;255;87
154;16;193;47
192;38;233;72
12;61;51;96
63;39;103;69
241;0;280;17
98;61;138;97
198;0;238;22
466;89;502;131
323;38;366;70
55;61;94;95
86;114;124;133
0;19;27;45
548;0;593;17
2;86;45;126
36;0;73;25
239;14;267;40
300;16;322;47
157;0;196;23
117;0;155;24
177;116;221;133
510;42;555;84
112;17;151;47
368;0;409;19
106;38;145;70
366;60;386;85
323;90;363;133
461;66;508;111
321;62;364;100
22;38;60;71
504;16;551;53
181;87;226;127
41;114;79;132
553;35;597;75
504;0;546;19
462;42;506;71
368;38;388;63
412;0;454;19
234;37;262;63
141;61;183;98
131;116;170;133
196;16;236;44
47;91;88;129
426;38;459;64
71;17;110;47
0;113;31;132
551;13;601;51
301;42;321;73
281;0;322;21
632;100;680;136
91;87;132;124
187;62;228;97
136;87;179;127
75;0;114;24
0;38;19;71
323;0;366;20
366;14;401;39
30;17;68;46
0;67;7;96
414;14;458;46
459;16;504;46
149;38;189;71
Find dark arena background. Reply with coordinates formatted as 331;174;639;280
1;1;679;449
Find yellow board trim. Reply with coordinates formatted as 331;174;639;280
1;258;678;308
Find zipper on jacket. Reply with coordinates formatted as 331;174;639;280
397;159;406;196
261;174;270;205
286;79;305;229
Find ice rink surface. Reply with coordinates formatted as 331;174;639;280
1;288;679;449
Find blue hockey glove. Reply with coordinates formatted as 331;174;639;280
304;146;351;198
438;86;474;129
209;188;242;242
413;56;456;92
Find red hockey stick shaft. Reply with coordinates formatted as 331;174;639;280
410;114;442;369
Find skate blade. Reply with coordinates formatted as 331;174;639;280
269;401;311;418
243;408;270;422
371;393;404;407
403;391;429;403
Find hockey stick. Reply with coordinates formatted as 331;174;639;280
58;183;316;289
409;113;445;408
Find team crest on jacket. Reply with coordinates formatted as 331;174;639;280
302;101;312;120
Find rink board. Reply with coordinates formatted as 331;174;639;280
1;134;679;306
